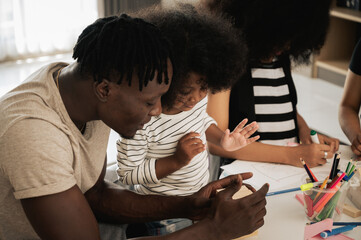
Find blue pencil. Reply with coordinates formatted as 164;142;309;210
266;181;325;196
320;225;357;238
266;187;301;196
333;222;361;226
309;222;361;226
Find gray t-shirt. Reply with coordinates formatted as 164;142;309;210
0;63;110;239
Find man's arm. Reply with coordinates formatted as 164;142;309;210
21;157;268;240
87;161;269;240
339;69;361;158
21;185;101;240
131;173;269;240
20;159;194;239
85;160;196;224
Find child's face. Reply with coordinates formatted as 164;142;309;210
170;72;208;113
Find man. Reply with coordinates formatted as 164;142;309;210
0;14;268;239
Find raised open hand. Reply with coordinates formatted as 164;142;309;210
220;119;259;151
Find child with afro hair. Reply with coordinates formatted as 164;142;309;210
204;0;340;169
116;5;258;235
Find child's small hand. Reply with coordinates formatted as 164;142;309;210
174;132;206;168
220;119;259;152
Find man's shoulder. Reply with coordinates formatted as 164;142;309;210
0;62;66;138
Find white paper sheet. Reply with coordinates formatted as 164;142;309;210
220;145;354;192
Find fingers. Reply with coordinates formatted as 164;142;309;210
241;122;259;139
217;179;243;200
329;141;336;153
179;132;200;142
351;144;361;156
210;173;253;191
243;183;256;193
322;136;340;152
334;139;340;151
318;144;331;152
237;121;258;136
318;158;327;166
233;118;249;131
252;198;267;220
246;135;260;144
317;144;333;161
180;132;204;149
253;208;267;229
224;129;231;139
352;135;361;156
239;172;253;181
243;183;269;205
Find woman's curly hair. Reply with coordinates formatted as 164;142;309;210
135;4;247;110
202;0;331;65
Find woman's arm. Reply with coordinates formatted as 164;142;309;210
339;69;361;158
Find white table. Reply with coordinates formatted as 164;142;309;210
222;145;361;240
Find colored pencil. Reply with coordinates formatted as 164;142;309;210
300;158;318;182
266;187;301;196
313;176;329;202
309;221;361;226
320;225;357;238
329;153;340;179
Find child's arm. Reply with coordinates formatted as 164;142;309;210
118;131;205;182
117;136;160;186
155;132;206;179
205;119;259;152
207;91;331;167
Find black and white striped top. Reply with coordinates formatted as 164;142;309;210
251;60;298;146
116;96;216;196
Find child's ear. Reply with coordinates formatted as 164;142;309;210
93;79;110;103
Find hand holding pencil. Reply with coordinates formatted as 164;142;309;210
294;144;331;167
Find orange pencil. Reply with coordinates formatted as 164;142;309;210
313;176;329;203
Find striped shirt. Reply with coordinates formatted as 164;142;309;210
251;60;298;146
117;96;216;196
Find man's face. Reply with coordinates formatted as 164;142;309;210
98;60;172;138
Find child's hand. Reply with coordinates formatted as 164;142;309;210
174;132;206;168
220;119;259;152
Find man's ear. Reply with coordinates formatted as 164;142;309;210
93;79;110;103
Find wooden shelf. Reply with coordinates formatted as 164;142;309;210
315;59;349;76
330;7;361;23
312;1;360;82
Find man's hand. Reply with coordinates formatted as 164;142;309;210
189;173;268;240
210;181;268;239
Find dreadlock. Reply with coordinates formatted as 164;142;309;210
72;14;170;91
